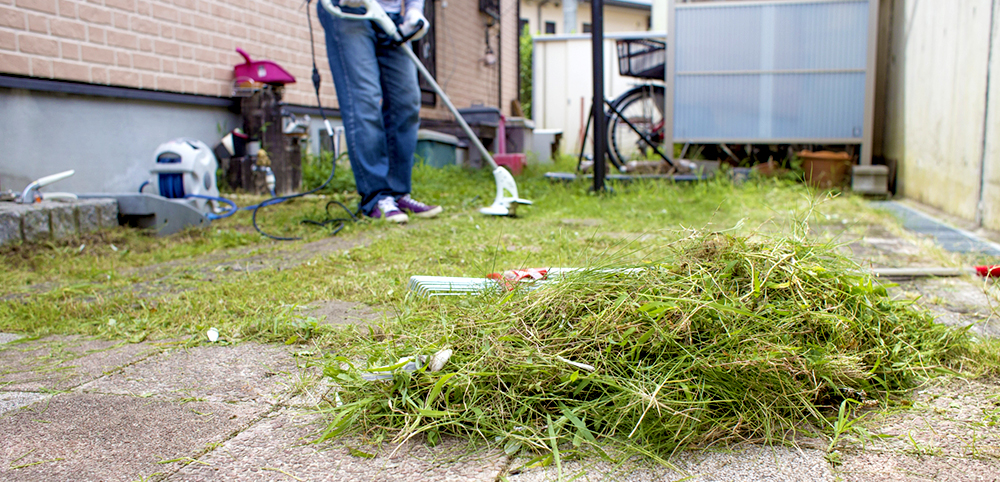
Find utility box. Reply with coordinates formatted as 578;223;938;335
416;130;461;168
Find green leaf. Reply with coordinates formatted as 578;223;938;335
425;372;457;409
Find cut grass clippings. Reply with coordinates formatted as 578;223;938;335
319;230;983;461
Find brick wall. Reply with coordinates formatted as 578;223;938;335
421;0;519;120
0;0;519;116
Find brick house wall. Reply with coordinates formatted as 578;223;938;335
1;0;521;117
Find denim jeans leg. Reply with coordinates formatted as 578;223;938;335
377;41;421;199
318;3;390;215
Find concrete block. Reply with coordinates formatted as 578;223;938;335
0;207;24;246
50;203;77;239
76;200;101;233
852;164;889;195
96;199;119;228
21;207;51;242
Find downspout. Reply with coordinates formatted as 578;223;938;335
498;11;503;111
537;0;551;34
564;0;579;33
977;0;997;226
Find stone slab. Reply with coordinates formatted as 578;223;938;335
0;392;266;481
0;336;161;392
50;203;77;239
21;207;50;242
0;391;49;416
78;343;299;403
0;334;21;344
0;207;23;246
172;409;509;482
507;444;833;482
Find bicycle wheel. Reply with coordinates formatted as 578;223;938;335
607;85;666;169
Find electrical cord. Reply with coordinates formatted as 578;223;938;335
240;0;361;241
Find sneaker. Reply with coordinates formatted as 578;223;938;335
369;197;409;223
396;194;443;218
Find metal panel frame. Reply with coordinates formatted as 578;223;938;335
664;0;878;163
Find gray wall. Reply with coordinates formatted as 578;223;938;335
0;88;239;195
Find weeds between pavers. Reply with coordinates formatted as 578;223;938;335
319;231;992;461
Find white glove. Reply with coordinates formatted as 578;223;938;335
339;0;366;8
401;9;429;41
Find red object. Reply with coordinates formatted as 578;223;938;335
487;267;549;290
494;114;525;175
975;265;1000;277
233;48;296;85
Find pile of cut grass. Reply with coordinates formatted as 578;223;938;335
321;232;975;457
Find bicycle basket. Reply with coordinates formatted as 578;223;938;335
616;39;666;80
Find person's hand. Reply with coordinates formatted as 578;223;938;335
401;9;429;41
339;0;366;8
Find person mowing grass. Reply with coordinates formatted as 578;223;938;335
317;0;443;223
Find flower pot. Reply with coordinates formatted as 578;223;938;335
798;150;852;189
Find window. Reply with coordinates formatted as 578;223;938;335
545;21;556;34
582;23;592;33
519;18;529;35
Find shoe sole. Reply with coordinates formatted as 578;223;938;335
385;213;409;223
406;206;443;218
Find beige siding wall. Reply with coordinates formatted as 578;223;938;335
883;0;995;228
0;0;519;116
520;1;649;35
980;0;1000;230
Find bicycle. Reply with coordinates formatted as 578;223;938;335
578;38;671;173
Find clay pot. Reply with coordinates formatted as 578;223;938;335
797;150;852;189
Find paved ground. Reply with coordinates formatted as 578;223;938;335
2;200;999;481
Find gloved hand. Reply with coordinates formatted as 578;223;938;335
401;9;429;41
339;0;366;7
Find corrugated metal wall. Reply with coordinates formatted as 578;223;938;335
673;0;870;143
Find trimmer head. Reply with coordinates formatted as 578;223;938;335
480;166;532;216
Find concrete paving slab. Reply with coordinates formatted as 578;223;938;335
0;336;161;392
0;391;49;416
835;452;1000;481
78;343;299;403
0;334;21;344
171;409;509;481
896;278;1000;338
303;300;382;329
506;444;833;482
0;392;266;482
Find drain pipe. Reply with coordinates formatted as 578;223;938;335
564;0;578;33
537;0;550;34
977;0;997;226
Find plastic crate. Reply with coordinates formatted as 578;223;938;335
616;39;666;80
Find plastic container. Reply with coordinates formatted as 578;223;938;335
415;130;460;168
458;106;501;126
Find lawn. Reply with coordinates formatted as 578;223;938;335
2;157;997;461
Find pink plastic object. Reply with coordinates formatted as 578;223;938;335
233;48;296;85
493;114;526;175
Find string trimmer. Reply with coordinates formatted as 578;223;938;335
320;0;531;216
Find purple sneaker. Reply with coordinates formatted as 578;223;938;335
396;194;443;218
369;197;409;223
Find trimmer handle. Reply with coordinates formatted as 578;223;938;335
320;0;402;42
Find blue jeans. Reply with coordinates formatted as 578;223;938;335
317;2;421;215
